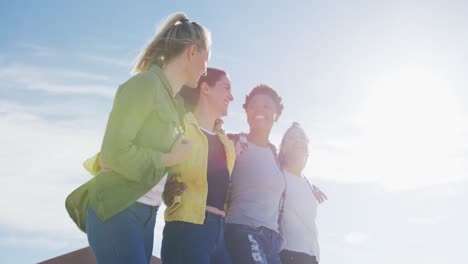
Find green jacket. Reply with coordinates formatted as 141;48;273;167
65;65;184;232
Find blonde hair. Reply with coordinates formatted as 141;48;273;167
278;122;309;168
132;13;211;74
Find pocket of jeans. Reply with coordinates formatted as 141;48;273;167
126;203;149;224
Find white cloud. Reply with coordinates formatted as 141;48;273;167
345;232;370;246
0;64;111;81
18;43;56;57
0;102;103;235
0;99;108;124
16;43;133;69
0;93;166;256
302;66;468;191
408;217;442;225
0;236;71;250
79;53;133;68
0;64;115;97
0;56;160;255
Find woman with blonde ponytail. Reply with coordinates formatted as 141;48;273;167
65;13;211;264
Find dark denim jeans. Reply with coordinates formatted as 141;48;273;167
280;250;319;264
86;202;159;264
161;211;231;264
225;223;281;264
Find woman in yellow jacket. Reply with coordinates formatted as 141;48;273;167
65;13;211;264
161;68;236;264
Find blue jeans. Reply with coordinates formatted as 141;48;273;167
86;202;159;264
225;224;281;264
280;250;318;264
161;211;231;264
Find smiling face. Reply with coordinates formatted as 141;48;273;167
245;93;279;133
204;75;233;117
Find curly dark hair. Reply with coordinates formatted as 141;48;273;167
242;84;284;117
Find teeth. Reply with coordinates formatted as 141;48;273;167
255;115;265;120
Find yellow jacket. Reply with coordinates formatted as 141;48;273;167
82;112;236;225
165;112;236;224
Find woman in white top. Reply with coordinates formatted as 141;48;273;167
278;122;327;264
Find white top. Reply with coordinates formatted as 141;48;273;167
136;174;167;206
199;126;216;135
226;138;285;232
279;170;320;261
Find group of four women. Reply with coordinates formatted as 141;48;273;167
66;13;326;264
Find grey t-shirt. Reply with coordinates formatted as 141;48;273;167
225;138;285;232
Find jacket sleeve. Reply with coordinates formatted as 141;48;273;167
99;74;167;183
83;153;101;176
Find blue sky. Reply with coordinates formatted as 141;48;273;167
1;0;467;263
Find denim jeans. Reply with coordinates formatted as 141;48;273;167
86;202;159;264
225;223;281;264
161;211;231;264
280;250;319;264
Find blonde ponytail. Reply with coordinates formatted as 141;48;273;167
132;13;210;75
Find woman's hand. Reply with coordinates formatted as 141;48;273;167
164;134;192;167
214;118;224;133
162;175;187;206
312;184;328;204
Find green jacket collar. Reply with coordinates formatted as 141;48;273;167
149;65;174;97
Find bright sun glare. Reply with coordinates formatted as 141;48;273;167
353;64;465;190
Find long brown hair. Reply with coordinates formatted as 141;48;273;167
178;67;227;112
